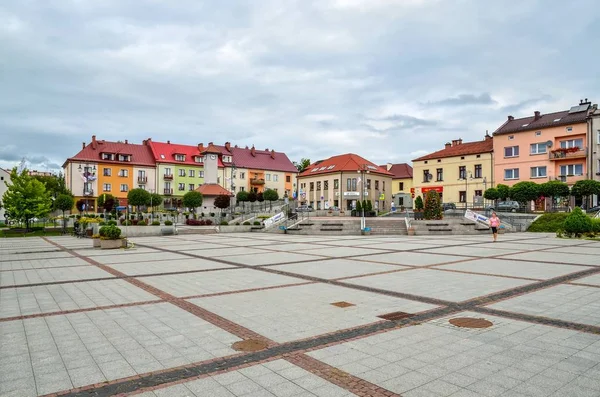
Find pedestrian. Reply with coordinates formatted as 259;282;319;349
489;212;500;242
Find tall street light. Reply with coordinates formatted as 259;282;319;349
458;171;473;209
358;164;370;231
78;163;96;215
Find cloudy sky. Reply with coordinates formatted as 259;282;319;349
1;0;599;172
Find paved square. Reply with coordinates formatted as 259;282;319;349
1;233;600;397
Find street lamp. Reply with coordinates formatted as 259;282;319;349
78;163;96;215
358;164;370;231
229;163;237;219
458;171;473;209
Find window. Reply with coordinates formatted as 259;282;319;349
347;178;351;190
118;169;128;177
398;197;404;206
334;179;339;189
560;164;583;176
179;169;186;177
165;168;172;176
324;180;329;190
560;139;583;149
120;184;128;192
508;135;514;140
476;154;481;158
530;143;547;154
239;172;245;179
531;166;547;178
566;127;573;133
178;183;185;191
310;182;314;191
103;168;111;176
102;153;114;160
375;180;379;190
504;168;519;180
266;174;271;181
436;168;443;181
286;175;291;183
189;184;195;191
223;155;232;162
83;182;92;194
535;131;542;136
164;182;171;190
459;166;466;180
423;169;430;182
597;130;600;143
474;164;482;178
352;178;357;191
273;175;278;182
118;154;130;161
459;191;466;203
175;154;185;161
460;156;465;160
103;183;111;192
199;171;204;178
474;190;482;197
316;181;321;190
189;170;195;177
398;182;404;191
367;179;371;189
240;187;245;192
383;181;385;191
504;146;519;157
194;156;202;163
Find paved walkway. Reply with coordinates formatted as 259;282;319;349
1;233;600;396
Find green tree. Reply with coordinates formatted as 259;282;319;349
571;180;600;208
483;188;500;201
356;199;362;214
2;168;52;230
263;189;279;210
496;184;510;201
213;194;231;216
509;182;540;206
97;193;115;210
414;196;424;211
33;172;71;202
183;191;203;213
54;194;75;233
563;207;592;237
127;188;151;214
236;191;249;212
539;181;570;209
257;192;264;210
294;158;311;173
366;200;373;211
424;191;443;220
150;193;163;210
247;191;257;211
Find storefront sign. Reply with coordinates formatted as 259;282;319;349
422;186;444;193
343;192;360;197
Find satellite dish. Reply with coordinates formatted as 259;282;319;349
546;140;553;147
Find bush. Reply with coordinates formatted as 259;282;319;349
210;212;215;217
122;220;131;226
151;221;161;226
99;221;106;226
107;220;117;226
243;221;251;225
164;220;173;226
205;219;213;225
424;191;443;220
99;225;121;240
220;220;229;225
253;221;261;226
527;213;569;233
414;196;424;211
235;222;240;225
563;207;592;237
137;220;147;226
592;219;600;234
132;219;139;225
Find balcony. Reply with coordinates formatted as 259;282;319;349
164;174;173;180
163;188;173;195
549;147;587;161
83;190;94;196
137;176;148;183
557;174;586;184
250;178;265;185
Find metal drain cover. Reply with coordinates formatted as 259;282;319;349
331;301;355;308
378;311;413;321
232;339;268;352
449;317;493;329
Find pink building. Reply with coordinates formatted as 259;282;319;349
493;101;595;191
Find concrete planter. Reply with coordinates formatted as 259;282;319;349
218;225;254;233
92;238;101;248
100;239;123;249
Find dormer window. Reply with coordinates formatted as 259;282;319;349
222;155;232;163
101;153;115;161
117;154;131;162
175;154;185;161
194;156;203;163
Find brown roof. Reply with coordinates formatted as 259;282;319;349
201;144;222;154
229;146;297;173
413;137;493;162
381;163;413;179
299;153;393;177
65;136;156;167
195;184;233;196
494;103;592;135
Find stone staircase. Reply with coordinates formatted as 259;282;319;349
284;219;361;235
366;218;408;235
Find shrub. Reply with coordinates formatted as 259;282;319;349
424;191;443;220
107;220;117;226
235;222;240;225
563;207;592;237
592;219;600;234
99;221;106;226
243;221;251;225
253;221;261;226
527;213;569;233
99;225;121;240
151;221;160;226
414;196;424;211
122;220;131;226
164;220;173;226
220;220;229;225
137;220;147;226
205;219;213;225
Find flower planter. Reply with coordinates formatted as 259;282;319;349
93;239;101;248
327;212;333;217
100;239;123;249
407;227;415;236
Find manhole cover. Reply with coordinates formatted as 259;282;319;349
331;301;355;308
449;317;493;329
232;339;268;352
378;311;413;321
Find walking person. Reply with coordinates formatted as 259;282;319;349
489;212;500;242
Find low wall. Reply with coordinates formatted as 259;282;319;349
218;225;253;233
118;225;177;237
410;219;503;235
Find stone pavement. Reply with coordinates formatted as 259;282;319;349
1;233;600;396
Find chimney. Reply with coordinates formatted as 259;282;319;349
208;142;213;146
251;145;256;157
485;130;492;140
82;142;86;149
270;149;275;159
198;143;204;152
534;111;541;121
451;139;462;146
508;115;514;121
245;145;249;149
125;139;128;144
265;148;269;152
445;142;452;149
235;144;238;148
167;140;170;144
225;142;231;151
91;135;97;150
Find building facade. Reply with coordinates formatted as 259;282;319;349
298;154;393;211
412;136;494;207
587;104;600;206
493;101;596;190
383;163;413;209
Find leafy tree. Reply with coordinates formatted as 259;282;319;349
563;207;592;237
366;200;373;211
571;180;600;208
294;158;311;173
236;190;249;211
97;193;115;210
414;196;424;211
539;181;570;209
496;184;510;201
247;191;257;211
214;194;231;215
356;199;362;213
509;182;540;206
54;194;74;233
2;168;52;230
263;189;279;210
183;191;203;213
483;188;500;201
150;193;163;210
127;189;151;214
33;173;71;200
424;191;443;220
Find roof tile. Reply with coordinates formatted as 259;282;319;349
380;163;413;179
494;104;592;135
299;153;393;177
413;138;493;161
67;138;155;166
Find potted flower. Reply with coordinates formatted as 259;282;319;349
92;233;101;248
99;224;125;249
327;209;333;217
413;196;424;220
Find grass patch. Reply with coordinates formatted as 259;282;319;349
527;213;569;232
0;227;73;238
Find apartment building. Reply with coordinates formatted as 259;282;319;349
298;154;393;211
493;100;596;190
412;135;494;206
64;136;156;209
382;163;413;209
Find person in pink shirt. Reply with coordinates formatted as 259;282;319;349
489;212;500;242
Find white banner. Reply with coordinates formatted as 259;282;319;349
464;209;489;224
263;211;285;228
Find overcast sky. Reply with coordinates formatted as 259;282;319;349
1;0;599;172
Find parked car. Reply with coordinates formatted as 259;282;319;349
486;201;520;212
586;205;600;213
442;203;456;211
295;205;314;212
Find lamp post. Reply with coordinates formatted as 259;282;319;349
358;164;370;230
148;188;154;224
78;163;96;215
230;163;237;219
458;171;473;209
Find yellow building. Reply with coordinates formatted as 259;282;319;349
382;163;413;209
412;135;494;208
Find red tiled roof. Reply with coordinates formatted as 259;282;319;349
148;141;225;167
381;163;413;179
413;138;493;161
195;184;233;196
299;154;393;177
66;137;155;166
230;146;297;173
494;104;592;135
